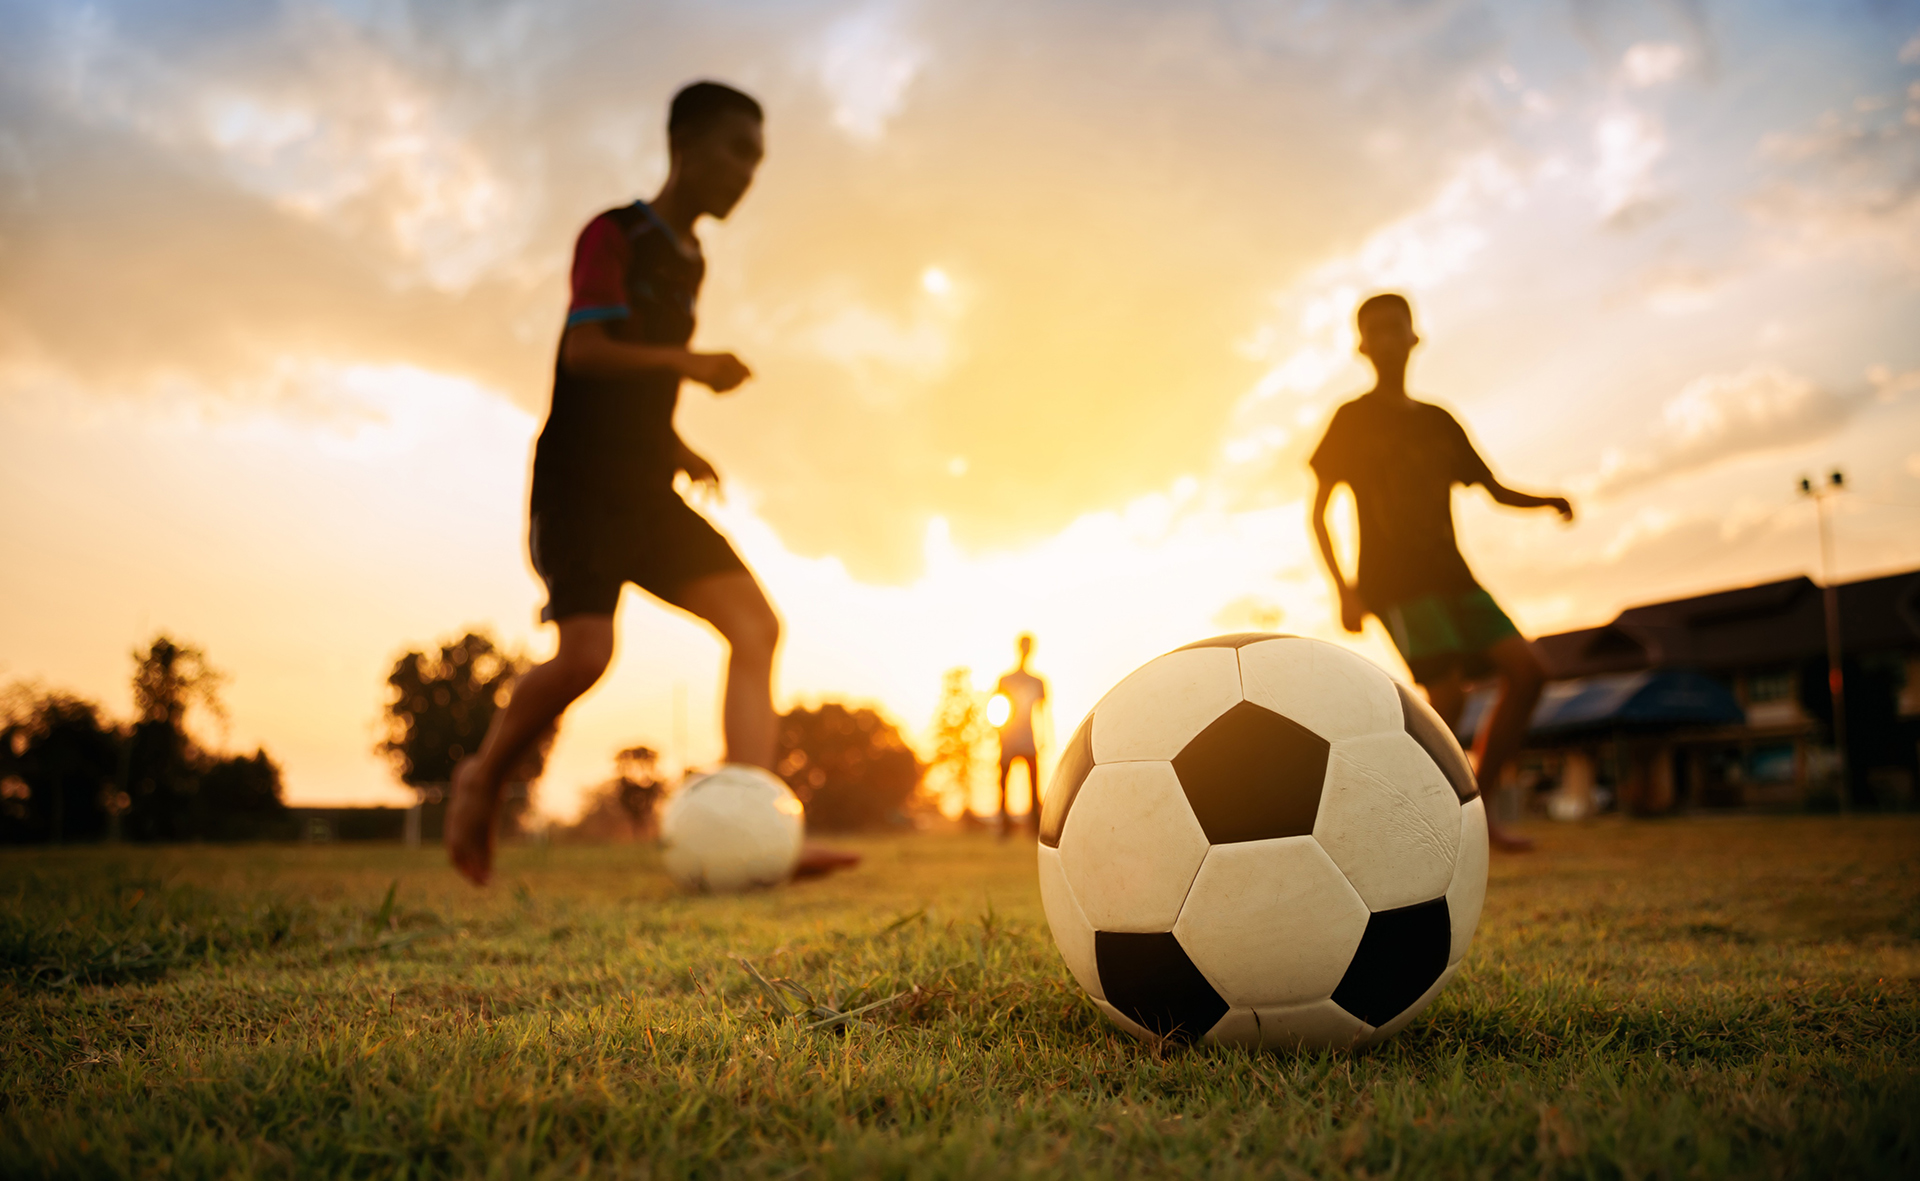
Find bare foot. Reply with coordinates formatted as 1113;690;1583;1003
791;842;861;880
1487;821;1536;853
446;757;499;886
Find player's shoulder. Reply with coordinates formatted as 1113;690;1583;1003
574;207;633;250
1317;394;1370;437
1411;397;1471;432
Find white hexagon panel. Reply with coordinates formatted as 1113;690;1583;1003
1056;762;1209;932
1172;836;1370;1007
1314;731;1460;912
1252;997;1372;1051
1036;844;1103;1001
1237;637;1404;743
1445;796;1489;966
1089;646;1244;763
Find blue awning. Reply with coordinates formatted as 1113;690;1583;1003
1453;669;1747;742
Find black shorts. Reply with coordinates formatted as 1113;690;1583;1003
531;496;748;622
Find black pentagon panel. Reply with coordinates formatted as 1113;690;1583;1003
1175;632;1297;651
1171;700;1330;844
1094;931;1229;1043
1037;710;1096;848
1396;682;1478;802
1330;898;1451;1027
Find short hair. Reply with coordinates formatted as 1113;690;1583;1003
1356;292;1412;333
668;81;763;148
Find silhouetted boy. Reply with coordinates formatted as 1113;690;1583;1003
1309;294;1573;851
449;82;852;884
992;634;1048;838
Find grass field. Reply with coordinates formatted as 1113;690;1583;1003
3;816;1918;1179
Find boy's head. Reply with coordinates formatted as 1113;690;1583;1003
667;81;764;219
1355;293;1418;371
1017;633;1035;661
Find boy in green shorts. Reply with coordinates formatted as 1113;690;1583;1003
1309;293;1574;850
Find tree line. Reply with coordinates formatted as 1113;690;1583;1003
6;626;995;845
1;636;286;844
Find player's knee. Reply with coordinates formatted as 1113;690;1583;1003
557;634;614;690
729;601;781;661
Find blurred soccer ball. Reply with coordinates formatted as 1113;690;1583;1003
1037;634;1488;1049
659;764;805;892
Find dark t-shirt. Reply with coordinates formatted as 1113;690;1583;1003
1309;394;1495;610
530;201;703;520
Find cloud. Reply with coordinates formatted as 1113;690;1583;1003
814;3;926;143
1593;108;1666;223
1;0;1536;582
1621;41;1687;88
1587;364;1861;496
1750;87;1920;270
1638;262;1727;314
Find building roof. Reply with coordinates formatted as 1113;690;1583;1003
1533;568;1920;679
1453;669;1746;741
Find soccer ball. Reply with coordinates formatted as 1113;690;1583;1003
659;764;806;892
1037;633;1488;1049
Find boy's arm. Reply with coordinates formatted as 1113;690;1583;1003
1311;476;1368;633
560;323;751;392
1482;476;1575;522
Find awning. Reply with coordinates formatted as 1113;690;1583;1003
1453;669;1747;742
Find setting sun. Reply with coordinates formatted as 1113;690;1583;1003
986;693;1012;729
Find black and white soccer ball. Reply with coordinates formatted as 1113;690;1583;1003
1037;634;1488;1049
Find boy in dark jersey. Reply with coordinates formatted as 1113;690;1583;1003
448;82;833;885
1309;294;1573;851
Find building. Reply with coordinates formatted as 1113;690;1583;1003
1460;567;1920;815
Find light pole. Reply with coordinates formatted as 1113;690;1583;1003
1798;470;1847;813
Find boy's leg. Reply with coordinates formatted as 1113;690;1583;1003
1472;634;1546;851
671;570;861;879
996;755;1015;838
1421;671;1468;731
1024;755;1042;837
672;571;781;770
448;614;615;885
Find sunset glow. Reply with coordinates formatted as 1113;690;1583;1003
4;1;1919;821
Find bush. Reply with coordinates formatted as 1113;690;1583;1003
775;703;923;831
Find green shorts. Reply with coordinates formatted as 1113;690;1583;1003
1379;587;1520;684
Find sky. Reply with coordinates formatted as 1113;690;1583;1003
3;0;1919;821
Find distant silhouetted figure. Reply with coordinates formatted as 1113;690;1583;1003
993;634;1048;839
1309;294;1574;852
447;82;852;885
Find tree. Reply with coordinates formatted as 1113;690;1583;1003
198;749;290;841
124;635;225;842
379;629;549;835
564;745;668;842
927;667;994;817
775;702;923;831
0;685;121;844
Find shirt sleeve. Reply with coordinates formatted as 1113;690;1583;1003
565;214;630;327
1308;406;1352;483
1443;410;1495;487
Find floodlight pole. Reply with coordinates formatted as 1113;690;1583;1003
1799;471;1848;814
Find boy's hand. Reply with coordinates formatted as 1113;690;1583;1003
1339;585;1368;634
677;446;721;496
1547;496;1574;523
684;351;752;393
